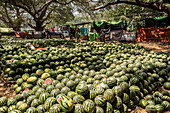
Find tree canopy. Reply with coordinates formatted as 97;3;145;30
0;0;169;31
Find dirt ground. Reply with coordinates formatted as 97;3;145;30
0;77;16;98
137;42;170;53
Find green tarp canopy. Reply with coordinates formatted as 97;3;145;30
92;20;125;28
145;16;170;28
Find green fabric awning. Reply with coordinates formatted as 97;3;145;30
153;16;167;20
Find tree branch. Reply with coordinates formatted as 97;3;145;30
94;0;170;15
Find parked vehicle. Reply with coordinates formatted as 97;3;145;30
62;30;69;37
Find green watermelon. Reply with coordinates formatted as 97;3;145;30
94;95;106;107
83;99;95;113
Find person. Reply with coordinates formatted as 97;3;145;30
75;28;81;42
41;29;46;39
99;31;105;42
32;31;34;38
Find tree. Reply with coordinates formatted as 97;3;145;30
0;2;25;31
94;0;170;16
2;0;75;31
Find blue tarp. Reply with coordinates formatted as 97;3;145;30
80;28;87;36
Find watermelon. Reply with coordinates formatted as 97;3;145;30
74;104;85;113
9;110;22;113
146;105;157;113
105;102;113;113
36;105;45;113
27;77;37;84
26;107;37;113
139;99;148;108
49;104;61;113
155;104;164;113
44;97;57;111
161;101;170;110
114;96;123;109
0;106;8;113
89;90;97;100
31;99;40;107
145;95;153;100
57;95;73;112
50;89;60;97
18;103;28;112
39;93;50;104
67;91;77;99
95;87;104;95
27;95;37;105
8;105;16;112
46;85;54;93
0;97;7;107
112;86;122;97
164;82;170;90
94;95;106;107
45;78;52;85
7;98;17;107
76;83;89;96
103;89;114;103
95;106;104;113
83;99;95;113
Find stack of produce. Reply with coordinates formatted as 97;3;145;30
0;40;169;113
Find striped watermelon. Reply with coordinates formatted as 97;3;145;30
44;97;57;111
27;95;37;105
95;87;104;95
7;98;17;107
9;110;22;113
89;90;97;100
105;102;113;113
35;88;45;97
45;78;52;85
103;89;114;103
120;82;129;92
16;101;24;109
83;99;95;113
39;93;50;104
74;104;85;113
67;91;77;99
139;99;148;108
114;96;123;109
8;105;16;112
49;104;61;113
57;95;74;112
0;106;8;113
26;107;37;113
154;97;162;104
145;95;153;100
112;86;122;97
37;79;45;86
155;104;164;113
18;103;28;112
73;95;85;104
94;95;106;107
0;97;7;107
106;77;117;88
95;106;104;113
146;105;157;113
76;83;89;96
122;93;130;104
31;99;40;107
161;101;170;110
50;89;60;97
46;85;54;93
14;94;23;102
36;105;45;113
120;104;128;113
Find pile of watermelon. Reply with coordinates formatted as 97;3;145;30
0;39;169;113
